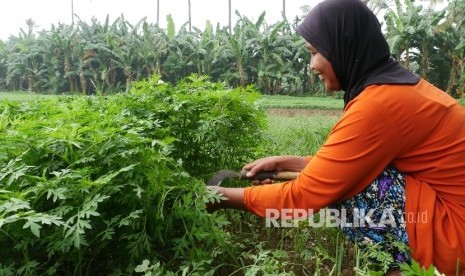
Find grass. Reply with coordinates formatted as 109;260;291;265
2;92;344;109
257;95;344;110
4;91;463;111
0;91;59;101
256;114;350;274
259;94;465;110
263;114;338;156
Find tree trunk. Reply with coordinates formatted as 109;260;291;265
188;0;192;32
238;63;245;87
282;0;286;19
157;0;160;26
125;70;132;93
421;44;429;78
405;48;410;71
445;55;457;96
229;0;232;34
27;76;33;92
79;65;87;95
71;0;74;25
156;59;161;75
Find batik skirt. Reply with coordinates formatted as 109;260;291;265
333;166;410;266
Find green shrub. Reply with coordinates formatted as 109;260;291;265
130;74;267;179
0;74;266;275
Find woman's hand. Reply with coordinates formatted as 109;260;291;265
242;155;308;185
205;156;309;211
242;156;280;184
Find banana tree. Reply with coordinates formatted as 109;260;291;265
196;21;218;76
254;21;295;94
444;0;465;97
77;16;115;92
139;22;169;77
178;21;218;77
37;23;78;93
67;18;103;94
5;30;47;92
143;15;178;82
0;40;6;90
363;0;391;16
415;9;445;78
384;0;422;71
213;11;263;87
101;17;145;93
214;28;248;86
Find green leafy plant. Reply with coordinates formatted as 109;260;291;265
0;74;266;275
400;260;439;276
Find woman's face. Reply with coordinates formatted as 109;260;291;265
306;42;341;92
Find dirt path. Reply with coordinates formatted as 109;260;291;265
266;108;342;118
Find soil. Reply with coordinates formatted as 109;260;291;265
266;108;343;118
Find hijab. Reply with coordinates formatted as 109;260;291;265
296;0;420;106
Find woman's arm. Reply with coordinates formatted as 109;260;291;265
207;155;308;211
207;186;246;211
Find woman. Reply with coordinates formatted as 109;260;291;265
209;0;465;274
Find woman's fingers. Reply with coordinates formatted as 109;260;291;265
242;156;279;177
251;179;274;185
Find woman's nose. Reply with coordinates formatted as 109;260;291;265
309;60;316;73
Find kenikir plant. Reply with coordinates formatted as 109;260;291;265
0;74;266;275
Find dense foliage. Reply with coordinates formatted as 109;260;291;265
0;74;266;275
1;0;464;97
0;12;314;96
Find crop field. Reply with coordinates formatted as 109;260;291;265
258;95;344;110
0;91;61;101
0;81;440;275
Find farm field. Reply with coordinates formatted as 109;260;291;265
0;91;62;101
258;95;344;110
0;85;446;275
2;90;462;111
0;91;343;107
1;0;465;272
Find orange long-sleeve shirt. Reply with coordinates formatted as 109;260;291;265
244;79;465;274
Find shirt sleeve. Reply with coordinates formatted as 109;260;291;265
305;156;313;163
243;99;401;217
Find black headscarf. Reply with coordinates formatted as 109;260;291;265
296;0;420;106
